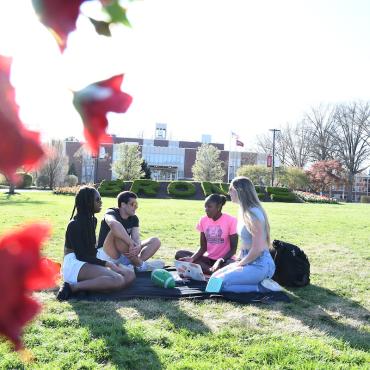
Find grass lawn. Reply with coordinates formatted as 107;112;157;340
0;192;369;369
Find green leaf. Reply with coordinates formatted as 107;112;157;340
103;0;131;27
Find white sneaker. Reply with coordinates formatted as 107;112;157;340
260;278;283;292
136;260;165;272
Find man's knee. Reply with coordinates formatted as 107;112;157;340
150;237;161;249
110;274;126;290
125;270;136;285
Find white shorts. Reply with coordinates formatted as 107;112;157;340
96;247;120;264
96;247;132;266
62;253;86;284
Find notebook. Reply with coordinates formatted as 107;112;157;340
205;276;223;293
174;260;206;281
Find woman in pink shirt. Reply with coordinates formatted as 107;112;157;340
175;194;238;274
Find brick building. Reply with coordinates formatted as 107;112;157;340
65;124;267;183
329;172;370;202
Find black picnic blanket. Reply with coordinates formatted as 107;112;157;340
72;268;290;304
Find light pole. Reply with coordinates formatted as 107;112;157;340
269;129;280;186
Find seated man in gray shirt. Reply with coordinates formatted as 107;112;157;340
97;191;164;271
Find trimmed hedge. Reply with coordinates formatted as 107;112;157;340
65;174;78;187
36;175;49;188
257;193;265;201
168;181;196;198
130;179;159;196
16;172;33;188
0;174;8;186
360;195;370;203
255;186;264;193
271;193;297;202
266;186;290;194
201;182;229;197
98;179;124;197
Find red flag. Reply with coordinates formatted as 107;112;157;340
267;155;272;167
236;139;244;147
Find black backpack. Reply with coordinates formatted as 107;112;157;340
270;240;310;287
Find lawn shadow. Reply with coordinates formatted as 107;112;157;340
262;284;370;351
70;296;210;369
0;194;47;205
0;200;47;205
124;298;211;335
70;300;162;369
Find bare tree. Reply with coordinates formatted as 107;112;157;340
39;140;68;189
304;104;336;161
331;101;370;202
279;121;313;168
256;130;289;166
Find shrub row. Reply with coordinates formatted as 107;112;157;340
270;193;297;202
99;179;124;197
168;181;196;198
266;186;298;202
257;193;266;201
201;182;229;197
266;186;290;194
96;180;294;200
97;179;226;199
130;179;160;196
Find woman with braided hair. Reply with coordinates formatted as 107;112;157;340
57;186;135;300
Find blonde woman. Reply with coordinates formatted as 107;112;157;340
212;177;281;293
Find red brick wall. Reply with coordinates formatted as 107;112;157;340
184;148;197;178
65;142;83;182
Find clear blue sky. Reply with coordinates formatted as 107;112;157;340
1;0;370;149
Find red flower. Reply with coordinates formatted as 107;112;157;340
32;0;85;52
0;55;45;183
0;223;60;350
73;74;132;154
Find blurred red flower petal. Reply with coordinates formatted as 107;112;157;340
73;74;132;154
0;223;59;350
32;0;85;51
0;55;45;182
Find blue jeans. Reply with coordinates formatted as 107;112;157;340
218;249;275;293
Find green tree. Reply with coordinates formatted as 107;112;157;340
192;144;225;182
112;144;144;181
277;166;309;190
237;165;271;186
141;160;152;179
